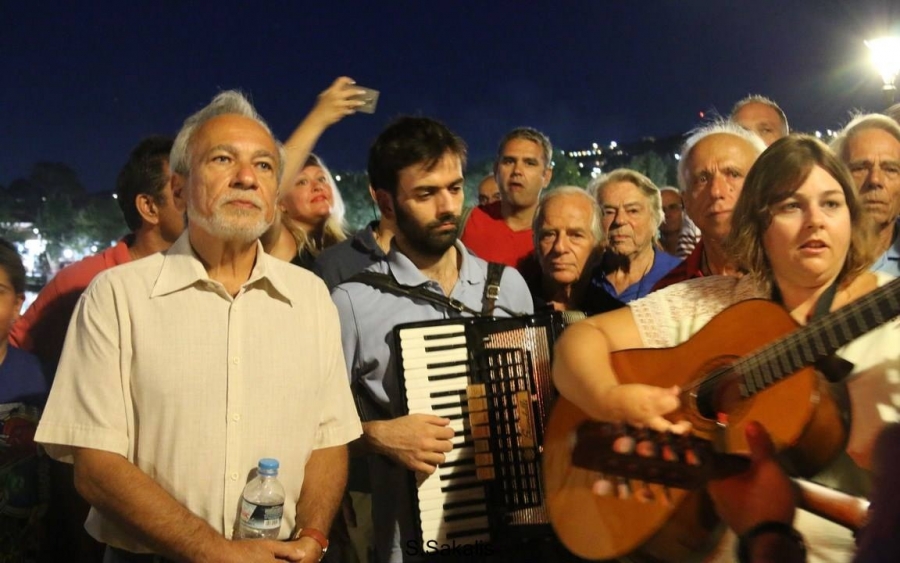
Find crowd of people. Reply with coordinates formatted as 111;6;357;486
1;79;899;563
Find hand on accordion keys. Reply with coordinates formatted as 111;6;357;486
366;414;456;474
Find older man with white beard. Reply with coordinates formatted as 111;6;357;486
36;91;361;563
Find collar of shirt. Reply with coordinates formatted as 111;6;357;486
888;219;900;261
149;232;294;303
385;239;485;291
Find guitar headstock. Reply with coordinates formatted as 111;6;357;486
572;422;749;492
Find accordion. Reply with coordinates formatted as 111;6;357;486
392;311;582;551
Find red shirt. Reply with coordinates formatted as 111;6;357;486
651;239;706;292
11;240;132;373
460;202;535;271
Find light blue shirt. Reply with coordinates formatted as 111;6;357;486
871;221;900;277
331;240;533;563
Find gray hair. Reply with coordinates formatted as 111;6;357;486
169;90;286;184
730;94;790;135
677;119;767;193
830;113;900;162
591;168;664;240
496;127;554;169
532;186;604;250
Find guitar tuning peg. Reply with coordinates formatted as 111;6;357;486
660;443;678;462
612;435;636;455
591;477;614;497
684;447;701;467
635;438;658;458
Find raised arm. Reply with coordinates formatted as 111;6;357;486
552;307;684;431
280;76;366;193
73;448;303;563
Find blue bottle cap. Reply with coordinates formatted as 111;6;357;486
258;458;279;473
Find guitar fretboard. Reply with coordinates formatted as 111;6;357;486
736;276;900;396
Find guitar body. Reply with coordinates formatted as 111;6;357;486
544;299;850;561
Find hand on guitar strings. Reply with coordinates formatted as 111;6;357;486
365;414;455;474
600;383;692;434
706;421;795;535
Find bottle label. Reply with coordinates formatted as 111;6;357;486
239;498;284;530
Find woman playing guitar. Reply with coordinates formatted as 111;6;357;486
548;134;900;562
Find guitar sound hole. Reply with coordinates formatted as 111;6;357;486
694;366;744;422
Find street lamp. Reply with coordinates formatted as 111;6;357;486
865;36;900;106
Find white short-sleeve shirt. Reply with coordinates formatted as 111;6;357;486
35;233;362;552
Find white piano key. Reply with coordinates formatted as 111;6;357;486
399;325;465;339
405;375;469;393
441;446;474;464
401;336;468;358
402;348;468;369
420;514;491;540
417;483;484;503
418;495;487;513
404;365;470;380
406;389;468;414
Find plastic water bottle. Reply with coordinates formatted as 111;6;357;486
237;458;285;539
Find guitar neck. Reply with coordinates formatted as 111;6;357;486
739;276;900;396
794;478;869;532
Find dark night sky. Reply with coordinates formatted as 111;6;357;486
2;1;899;193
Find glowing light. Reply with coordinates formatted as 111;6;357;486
866;36;900;92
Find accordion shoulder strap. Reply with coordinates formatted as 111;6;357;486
347;271;483;316
482;262;505;316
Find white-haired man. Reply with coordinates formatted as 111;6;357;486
653;121;766;291
523;186;611;312
36;91;361;563
586;169;681;305
831;113;900;276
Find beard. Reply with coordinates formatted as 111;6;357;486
394;203;460;257
187;195;272;244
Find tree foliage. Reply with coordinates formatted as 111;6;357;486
625;151;678;187
548;149;588;189
334;171;379;232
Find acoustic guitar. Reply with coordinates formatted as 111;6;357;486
543;278;900;561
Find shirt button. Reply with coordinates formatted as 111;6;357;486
232;357;240;365
231;472;239;481
232;413;241;422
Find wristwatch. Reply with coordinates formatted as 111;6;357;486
297;528;329;561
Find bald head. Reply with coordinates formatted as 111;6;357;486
477;175;501;207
